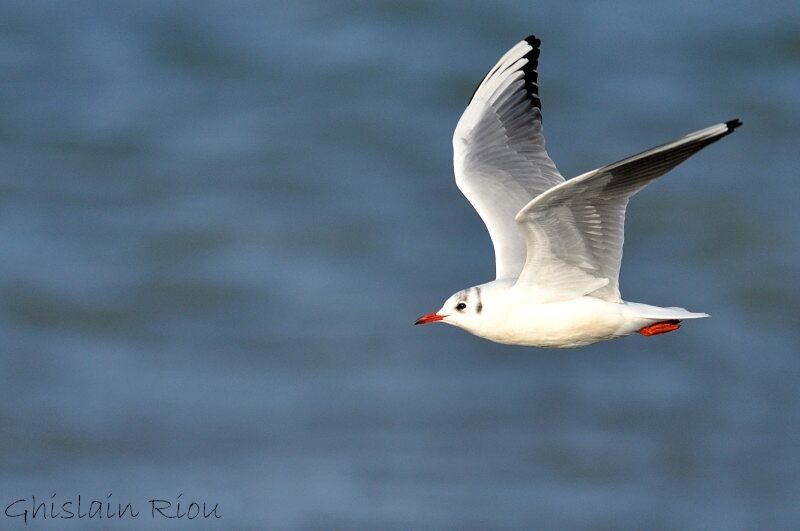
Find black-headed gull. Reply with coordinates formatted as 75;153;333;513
415;35;741;347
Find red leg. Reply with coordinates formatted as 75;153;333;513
638;320;681;336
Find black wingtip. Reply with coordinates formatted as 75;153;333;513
467;34;543;110
524;35;541;48
726;118;743;131
520;36;542;111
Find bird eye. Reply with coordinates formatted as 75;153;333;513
456;302;467;311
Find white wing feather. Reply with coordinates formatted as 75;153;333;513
453;37;564;280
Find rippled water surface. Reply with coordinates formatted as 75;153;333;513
1;1;799;529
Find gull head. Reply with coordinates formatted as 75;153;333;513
415;287;486;331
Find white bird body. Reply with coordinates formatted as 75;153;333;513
434;280;708;348
415;35;739;348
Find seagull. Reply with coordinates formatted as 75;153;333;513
414;35;741;348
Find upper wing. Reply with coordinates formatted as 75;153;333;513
513;119;742;302
453;36;565;280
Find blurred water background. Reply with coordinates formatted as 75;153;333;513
1;1;799;529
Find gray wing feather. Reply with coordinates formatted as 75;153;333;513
514;119;742;302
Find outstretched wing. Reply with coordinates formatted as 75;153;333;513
513;119;742;302
453;36;565;280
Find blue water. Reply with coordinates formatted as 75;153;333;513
1;1;799;529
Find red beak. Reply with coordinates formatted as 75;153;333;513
415;312;445;325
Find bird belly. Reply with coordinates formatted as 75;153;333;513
479;298;627;348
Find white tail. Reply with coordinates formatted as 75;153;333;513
623;302;709;320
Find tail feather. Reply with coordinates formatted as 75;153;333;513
623;302;709;320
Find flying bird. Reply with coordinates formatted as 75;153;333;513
415;35;741;347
